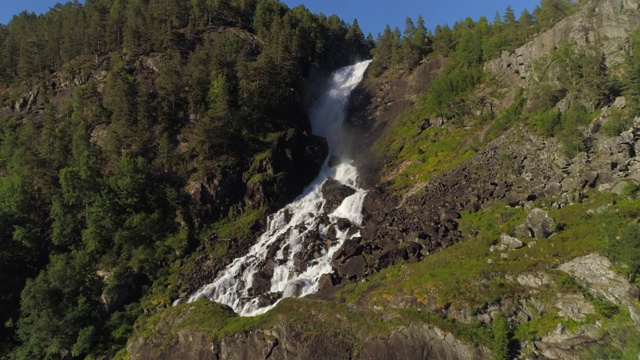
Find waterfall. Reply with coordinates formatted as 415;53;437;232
188;60;371;316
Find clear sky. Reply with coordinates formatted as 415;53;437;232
280;0;542;36
1;0;542;36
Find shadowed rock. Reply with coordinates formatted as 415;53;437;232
322;179;356;213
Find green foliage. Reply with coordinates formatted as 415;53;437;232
16;251;102;359
601;108;632;137
491;314;510;360
604;220;640;282
580;320;640;360
620;182;640;199
533;109;561;137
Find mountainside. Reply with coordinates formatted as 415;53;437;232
0;1;370;358
2;0;640;359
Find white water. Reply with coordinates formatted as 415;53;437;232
187;60;371;316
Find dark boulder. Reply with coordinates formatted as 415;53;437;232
340;255;367;279
331;239;363;263
322;179;356;213
336;218;352;231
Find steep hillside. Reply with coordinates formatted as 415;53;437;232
127;0;640;359
2;0;640;359
0;1;370;358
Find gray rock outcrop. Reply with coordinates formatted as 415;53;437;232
500;234;524;249
559;254;640;326
486;0;640;84
127;314;490;360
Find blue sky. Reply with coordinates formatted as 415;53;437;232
1;0;542;36
280;0;542;35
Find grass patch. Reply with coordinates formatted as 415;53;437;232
372;121;479;192
210;206;266;240
337;191;640;348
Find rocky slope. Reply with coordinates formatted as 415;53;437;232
127;313;489;360
125;1;640;359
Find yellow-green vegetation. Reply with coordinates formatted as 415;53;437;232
210;206;267;240
372;121;478;192
131;190;640;356
131;296;491;353
334;191;640;346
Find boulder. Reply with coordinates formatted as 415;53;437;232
318;273;337;290
341;255;367;279
250;270;272;295
331;239;362;263
336;218;352;231
322;179;356;213
556;294;595;321
524;208;556;239
500;234;524;250
516;273;550;288
514;224;533;238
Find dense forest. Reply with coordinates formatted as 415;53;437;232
2;0;628;358
0;0;371;358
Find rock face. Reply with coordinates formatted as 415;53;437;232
321;179;356;213
128;319;489;360
485;0;640;84
559;254;640;326
188;129;327;224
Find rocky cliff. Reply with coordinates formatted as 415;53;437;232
486;0;640;83
126;299;490;360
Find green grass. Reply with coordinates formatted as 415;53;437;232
336;191;640;344
372;121;479;192
210;206;266;240
129;191;640;356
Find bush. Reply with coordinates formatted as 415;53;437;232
601;109;631;137
491;314;510;360
533;109;561;136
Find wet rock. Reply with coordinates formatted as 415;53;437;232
524;208;556;239
325;225;337;240
336;218;352;231
322;179;356;213
250;270;272;295
293;254;307;273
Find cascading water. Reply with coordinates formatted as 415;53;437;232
188;60;371;316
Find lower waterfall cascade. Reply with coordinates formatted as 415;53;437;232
187;60;372;316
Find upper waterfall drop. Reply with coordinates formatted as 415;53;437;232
188;60;371;316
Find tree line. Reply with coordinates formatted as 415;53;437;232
0;0;370;358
